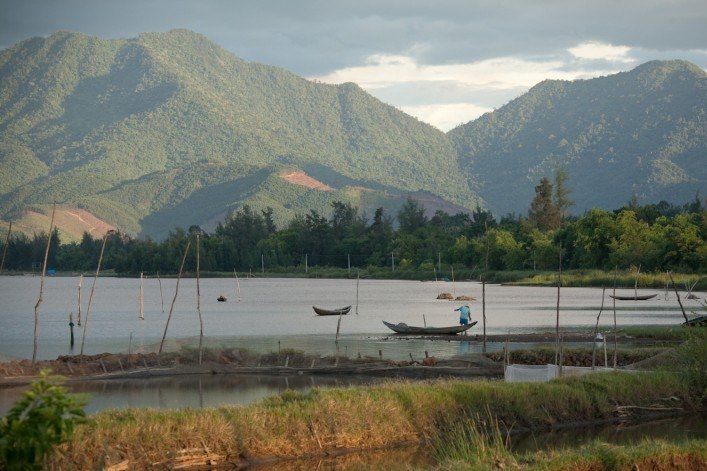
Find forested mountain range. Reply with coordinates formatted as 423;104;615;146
0;29;474;239
0;29;705;240
449;60;707;216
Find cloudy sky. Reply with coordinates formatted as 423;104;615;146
2;0;706;130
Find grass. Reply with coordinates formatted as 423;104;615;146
46;369;701;468
509;269;707;290
486;346;668;367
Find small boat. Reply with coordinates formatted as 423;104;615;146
383;320;477;335
609;294;657;301
683;315;707;327
217;295;227;302
313;305;351;316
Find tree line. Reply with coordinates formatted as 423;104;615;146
1;171;705;275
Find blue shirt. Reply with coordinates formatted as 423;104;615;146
455;305;470;321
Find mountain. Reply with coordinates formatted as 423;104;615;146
448;60;707;216
0;29;477;240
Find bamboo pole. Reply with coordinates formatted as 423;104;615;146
138;272;144;320
335;311;343;341
355;270;360;315
667;271;689;323
591;287;606;370
234;269;242;301
157;271;165;313
554;244;562;366
79;230;111;357
0;221;11;273
451;265;455;298
612;267;618;370
158;239;191;354
69;312;75;349
32;202;56;364
482;224;490;353
76;274;83;326
196;234;204;365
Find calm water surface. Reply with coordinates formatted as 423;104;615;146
1;276;697;360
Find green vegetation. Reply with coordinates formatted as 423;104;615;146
0;29;476;238
449;60;707;216
46;369;700;468
486;346;668;367
0;371;86;470
1;194;704;277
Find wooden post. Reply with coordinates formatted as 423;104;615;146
158;239;191;354
451;265;456;298
355;270;360;315
128;331;133;355
391;252;395;271
335;312;343;341
378;349;382;360
423;314;427;327
667;271;689;323
157;271;165;313
603;336;608;368
195;234;204;365
0;221;11;273
117;358;124;372
438;252;441;274
99;358;107;373
80;230;111;358
305;253;308;273
591;287;606;370
482;221;490;353
612;267;618;370
347;253;351;276
554;244;562;366
558;334;564;377
234;268;242;301
77;274;83;326
69;312;75;349
32;202;56;364
138;272;144;320
634;265;641;299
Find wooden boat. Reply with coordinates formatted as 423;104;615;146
383;320;477;335
609;294;657;301
313;305;351;316
683;315;707;327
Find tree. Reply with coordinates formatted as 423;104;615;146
528;177;560;231
554;168;573;220
397;198;427;233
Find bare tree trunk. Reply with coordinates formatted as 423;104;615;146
195;234;204;365
32;203;56;364
591;287;606;370
158;239;191;354
79;230;111;358
0;221;11;273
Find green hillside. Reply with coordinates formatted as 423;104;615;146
448;60;707;216
0;29;477;238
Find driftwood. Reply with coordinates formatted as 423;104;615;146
32;202;56;364
436;292;453;300
158;240;191;354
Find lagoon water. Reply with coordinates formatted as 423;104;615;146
0;275;696;361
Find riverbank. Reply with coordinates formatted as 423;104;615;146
47;368;702;469
3;268;705;289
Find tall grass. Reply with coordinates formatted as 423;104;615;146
48;370;701;468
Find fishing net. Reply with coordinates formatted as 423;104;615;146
504;364;614;382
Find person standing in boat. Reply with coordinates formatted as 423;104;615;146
455;304;471;333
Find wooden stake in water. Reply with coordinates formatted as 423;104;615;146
76;274;83;326
0;221;11;273
157;271;165;313
69;312;75;349
195;234;204;365
335;311;343;341
234;268;242;301
305;253;308;273
612;267;618;370
32;202;56;364
80;229;112;357
391;252;395;271
423;314;427;327
451;265;456;298
355;271;360;315
347;253;351;276
667;271;689;323
554;244;562;366
591;287;606;370
158;239;191;354
482;222;490;353
138;272;144;320
634;265;641;299
261;253;264;273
